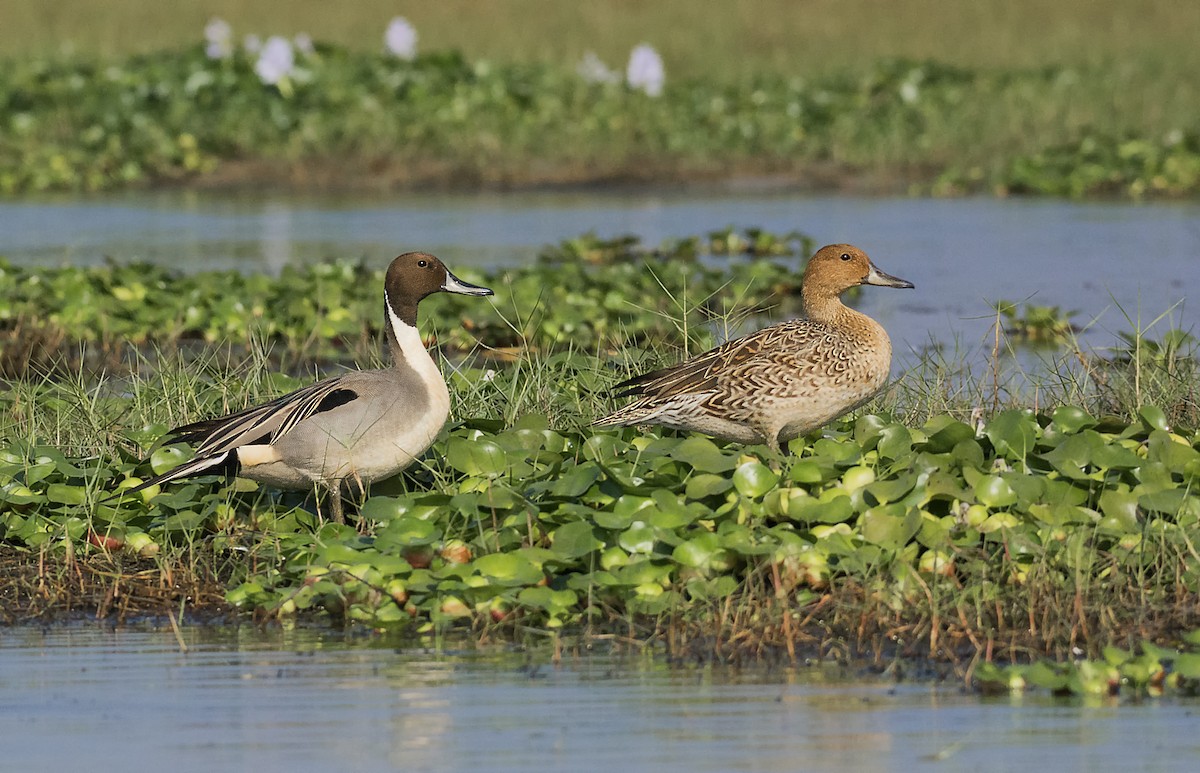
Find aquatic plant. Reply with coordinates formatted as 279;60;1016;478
384;17;418;61
3;230;1199;663
626;44;664;97
0;39;1197;197
993;299;1080;346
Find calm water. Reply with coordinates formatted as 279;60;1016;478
2;624;1197;773
2;190;1198;360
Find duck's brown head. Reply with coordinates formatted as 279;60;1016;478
803;244;913;294
384;252;493;326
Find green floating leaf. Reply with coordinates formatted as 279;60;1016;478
1171;653;1200;679
985;409;1038;460
473;552;545;586
445;436;508;477
922;415;976;454
1051;405;1097;434
150;446;190;476
673;532;722;568
974;475;1017;508
359;496;407;523
670;437;736;473
45;484;87;506
1139;405;1169;432
860;505;921;549
550;520;602;559
788;494;853;524
685;473;732;500
733;461;779;498
552;461;602;498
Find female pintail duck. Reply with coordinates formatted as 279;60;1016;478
121;252;493;523
595;244;913;452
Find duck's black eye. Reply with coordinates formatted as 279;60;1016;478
840;253;851;261
417;259;428;268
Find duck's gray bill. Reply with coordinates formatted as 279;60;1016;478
442;270;494;296
864;265;915;289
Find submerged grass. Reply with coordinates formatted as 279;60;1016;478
3;238;1200;678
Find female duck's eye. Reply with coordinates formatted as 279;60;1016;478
418;260;428;268
840;253;851;261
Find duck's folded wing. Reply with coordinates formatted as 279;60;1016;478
171;377;358;457
614;323;796;399
110;377;360;498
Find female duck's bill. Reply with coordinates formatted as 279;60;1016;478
115;252;493;524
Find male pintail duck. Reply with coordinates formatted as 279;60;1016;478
595;244;913;452
120;252;493;523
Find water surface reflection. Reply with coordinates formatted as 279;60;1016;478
1;625;1196;772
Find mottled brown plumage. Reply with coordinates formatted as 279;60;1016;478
595;244;913;452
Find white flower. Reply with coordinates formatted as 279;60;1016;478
385;17;418;60
899;81;919;104
577;51;619;84
255;36;295;85
243;34;263;54
293;33;314;56
204;17;233;59
627;44;664;97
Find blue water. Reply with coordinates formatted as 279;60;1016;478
2;190;1197;366
1;625;1196;773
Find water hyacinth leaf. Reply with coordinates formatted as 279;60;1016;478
473;553;545;586
974;475;1018;508
863;474;917;506
1051;405;1097;434
446;436;507;477
1089;440;1143;470
985;409;1038;460
552;461;602;498
860;505;922;548
149;446;190;476
669;436;736;473
673;532;722;568
1067;661;1119;695
1102;645;1132;667
733;461;779;498
377;516;440;546
359;496;408;523
45;484;87;505
614;559;673;587
1098;489;1140;532
648;489;696;528
788;459;825;484
517;586;577;615
1146;430;1200;470
788;494;854;524
619;523;658;554
1138;405;1170;433
1138;488;1200;519
550;520;602;559
1166;652;1200;681
1023;661;1069;691
922;415;976;453
812;437;862;466
162;509;205;532
876;425;913;460
24;462;59;485
685;473;732;500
